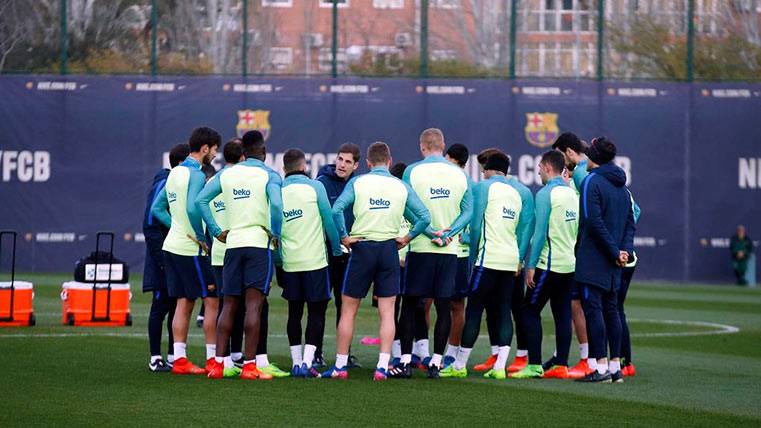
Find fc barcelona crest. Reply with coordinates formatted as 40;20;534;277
236;110;271;140
525;112;559;148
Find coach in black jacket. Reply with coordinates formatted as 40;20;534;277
142;143;189;372
574;137;635;383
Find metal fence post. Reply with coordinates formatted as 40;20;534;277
509;0;517;79
151;0;157;76
331;0;338;78
242;0;249;77
60;0;68;75
420;0;429;78
687;0;695;82
596;0;604;81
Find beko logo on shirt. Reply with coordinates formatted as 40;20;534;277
430;187;450;199
213;200;225;212
565;210;577;221
167;191;177;203
233;188;251;199
369;198;391;210
284;208;304;222
502;207;516;219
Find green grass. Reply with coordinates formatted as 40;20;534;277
1;274;761;426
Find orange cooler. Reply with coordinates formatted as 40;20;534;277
61;281;132;327
0;281;35;327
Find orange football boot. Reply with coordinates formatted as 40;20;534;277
207;359;224;379
567;359;593;379
507;355;528;373
240;362;273;380
473;354;497;372
172;357;207;375
622;363;636;377
543;365;570;379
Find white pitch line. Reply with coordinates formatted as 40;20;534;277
0;319;740;339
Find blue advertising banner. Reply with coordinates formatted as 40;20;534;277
0;76;758;283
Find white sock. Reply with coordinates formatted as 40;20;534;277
609;360;621;373
303;345;317;368
579;343;589;360
206;344;216;360
454;347;472;370
392;340;402;358
173;342;187;360
256;354;269;368
336;354;349;369
244;359;255;366
516;349;528;358
588;358;597;371
223;356;233;368
429;353;442;368
445;344;458;358
415;339;430;358
167;354;174;363
494;346;511;370
231;352;243;361
377;352;390;370
290;345;303;367
150;355;162;364
401;354;412;364
597;360;607;374
214;356;224;364
553;350;557;357
490;345;499;356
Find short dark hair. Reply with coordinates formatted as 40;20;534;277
390;162;407;180
586;136;617;165
540;150;566;173
169;143;190;168
446;143;469;167
241;130;266;160
552;132;584;154
223;141;243;164
477;148;501;166
367;142;391;165
483;151;510;175
338;143;360;163
283;148;306;173
188;126;221;153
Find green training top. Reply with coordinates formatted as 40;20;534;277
281;172;342;272
403;155;473;255
569;159;589;195
507;175;536;263
196;158;283;250
151;156;207;257
527;176;579;273
332;167;431;242
208;167;230;266
470;175;530;272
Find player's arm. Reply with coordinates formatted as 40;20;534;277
144;179;168;264
402;183;431;239
266;171;283;238
621;198;637;259
150;186;172;229
628;189;641;224
332;178;357;238
518;186;536;263
468;182;488;262
314;181;343;256
195;175;223;238
443;176;474;239
572;162;589;190
526;188;550;270
186;171;208;242
581;177;620;262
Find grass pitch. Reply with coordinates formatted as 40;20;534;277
1;273;760;427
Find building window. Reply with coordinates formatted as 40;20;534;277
269;48;293;70
431;49;458;61
526;0;595;33
319;0;349;8
262;0;292;7
431;0;458;8
318;48;347;71
373;0;404;8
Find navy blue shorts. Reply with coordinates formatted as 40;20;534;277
570;279;583;300
212;266;224;296
452;256;472;300
469;266;516;296
341;240;400;299
222;247;273;297
276;266;331;302
163;251;217;300
402;252;457;298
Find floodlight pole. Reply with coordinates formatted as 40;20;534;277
242;0;249;77
687;0;695;82
60;0;68;75
508;0;517;79
596;0;604;81
151;0;158;77
420;0;429;78
331;0;338;78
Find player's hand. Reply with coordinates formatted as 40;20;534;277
432;228;451;238
525;268;536;288
216;230;229;243
395;235;411;250
270;238;279;250
342;236;362;249
431;237;446;247
618;251;629;267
